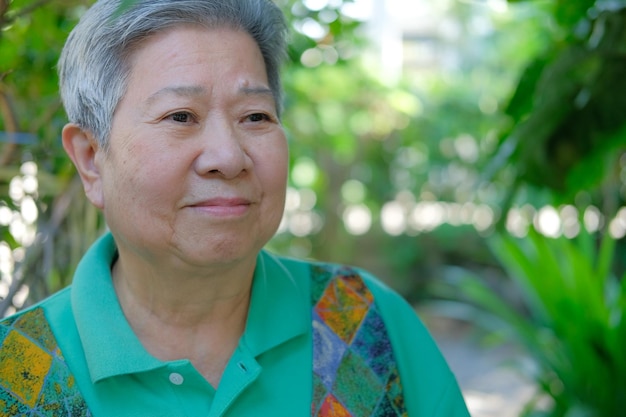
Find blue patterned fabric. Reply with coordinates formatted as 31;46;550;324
311;265;407;416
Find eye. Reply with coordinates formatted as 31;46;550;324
165;111;196;124
245;113;272;123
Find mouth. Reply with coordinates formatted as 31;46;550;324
187;197;253;217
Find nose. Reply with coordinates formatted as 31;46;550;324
193;118;252;179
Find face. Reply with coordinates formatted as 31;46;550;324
91;26;288;271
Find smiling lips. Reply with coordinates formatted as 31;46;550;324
188;197;253;217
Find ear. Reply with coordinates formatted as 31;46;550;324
62;123;105;209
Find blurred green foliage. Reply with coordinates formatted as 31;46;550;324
0;0;103;314
435;228;626;416
490;0;626;213
1;0;623;304
1;0;626;414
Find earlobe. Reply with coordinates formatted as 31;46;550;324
62;123;105;209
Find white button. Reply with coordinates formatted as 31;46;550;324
169;372;184;385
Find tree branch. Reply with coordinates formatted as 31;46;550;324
0;0;54;27
0;175;84;317
0;84;19;167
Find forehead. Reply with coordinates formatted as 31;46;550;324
126;23;262;66
121;25;270;100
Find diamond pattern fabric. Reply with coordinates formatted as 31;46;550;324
311;265;408;417
0;308;92;416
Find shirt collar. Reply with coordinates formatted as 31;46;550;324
242;250;309;356
71;233;309;383
71;233;164;383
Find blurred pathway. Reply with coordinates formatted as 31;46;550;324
421;313;537;417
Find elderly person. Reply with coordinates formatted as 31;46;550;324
0;0;469;416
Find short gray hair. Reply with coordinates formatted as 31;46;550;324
58;0;288;147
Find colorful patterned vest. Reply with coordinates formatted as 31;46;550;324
0;265;406;416
0;308;91;416
311;265;407;416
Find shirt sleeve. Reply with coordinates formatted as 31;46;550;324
360;270;471;417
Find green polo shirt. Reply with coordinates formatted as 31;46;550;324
7;233;469;416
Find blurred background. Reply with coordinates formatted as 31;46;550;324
1;0;625;415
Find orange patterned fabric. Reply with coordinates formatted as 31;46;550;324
311;265;408;416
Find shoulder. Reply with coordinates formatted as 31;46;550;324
0;288;71;367
353;268;469;416
266;252;439;356
1;287;72;326
264;252;411;313
272;255;470;417
270;253;413;315
0;288;91;415
0;287;73;351
356;268;469;416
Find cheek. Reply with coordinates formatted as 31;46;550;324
259;147;289;223
260;142;289;191
105;146;185;208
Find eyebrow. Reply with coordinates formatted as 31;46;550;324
240;86;274;99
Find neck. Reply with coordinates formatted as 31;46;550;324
111;251;256;387
112;249;256;323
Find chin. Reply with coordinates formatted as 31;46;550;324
180;237;264;267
